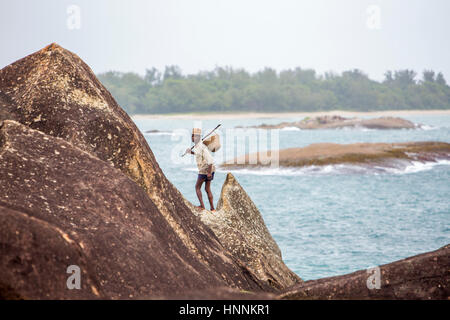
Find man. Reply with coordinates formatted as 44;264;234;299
186;128;216;212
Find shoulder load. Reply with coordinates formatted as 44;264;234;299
203;133;221;152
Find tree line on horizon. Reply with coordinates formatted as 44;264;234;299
97;66;450;114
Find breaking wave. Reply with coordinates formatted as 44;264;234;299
210;159;450;176
143;131;173;136
280;127;302;131
418;124;438;131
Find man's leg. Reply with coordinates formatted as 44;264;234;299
204;180;215;211
195;176;205;209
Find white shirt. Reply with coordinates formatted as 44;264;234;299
192;142;215;174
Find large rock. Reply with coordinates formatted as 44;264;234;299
0;120;272;299
239;115;418;130
1;44;448;300
279;244;450;300
222;142;450;169
0;43;192;241
0;43;294;298
188;173;302;290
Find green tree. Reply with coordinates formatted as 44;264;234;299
97;66;450;114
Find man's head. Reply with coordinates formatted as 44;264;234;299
192;128;201;143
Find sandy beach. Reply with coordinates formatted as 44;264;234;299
131;110;450;120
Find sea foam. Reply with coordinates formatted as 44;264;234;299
203;159;450;176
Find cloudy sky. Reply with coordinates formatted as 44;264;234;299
1;0;449;81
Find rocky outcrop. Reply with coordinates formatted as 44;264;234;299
238;115;418;130
2;43;446;300
279;244;450;300
222;142;450;169
187;173;302;290
0;43;189;236
0;120;274;299
0;44;297;299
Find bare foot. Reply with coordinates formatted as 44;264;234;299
195;205;205;210
210;209;216;213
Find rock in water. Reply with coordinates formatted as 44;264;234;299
279;244;450;300
222;142;450;169
0;44;285;298
190;173;302;289
240;115;418;130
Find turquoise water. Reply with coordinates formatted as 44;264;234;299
133;114;450;280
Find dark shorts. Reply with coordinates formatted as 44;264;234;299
198;172;215;181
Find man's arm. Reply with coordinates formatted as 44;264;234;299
186;147;195;155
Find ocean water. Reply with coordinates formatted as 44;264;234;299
133;114;450;280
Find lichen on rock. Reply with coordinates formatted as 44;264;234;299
0;119;275;299
0;43;288;299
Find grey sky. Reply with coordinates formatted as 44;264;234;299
1;0;449;81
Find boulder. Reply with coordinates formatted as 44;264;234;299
240;116;417;130
0;43;296;298
279;244;450;300
0;120;269;299
6;43;443;301
0;43;190;236
222;142;450;169
188;173;302;290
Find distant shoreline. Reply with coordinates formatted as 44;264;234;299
131;110;450;120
